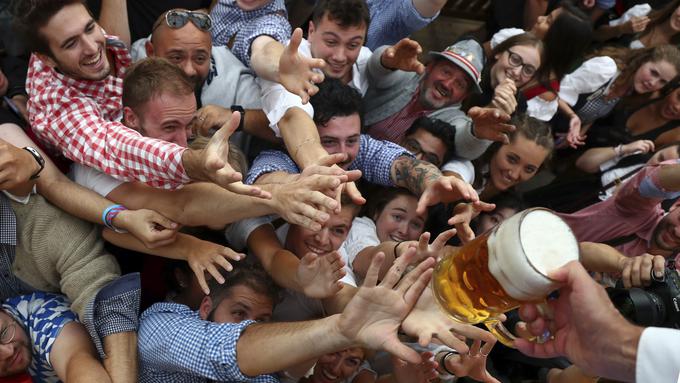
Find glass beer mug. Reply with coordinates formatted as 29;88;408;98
432;208;579;347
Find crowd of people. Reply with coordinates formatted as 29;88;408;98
1;0;680;382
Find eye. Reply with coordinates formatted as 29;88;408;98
325;39;338;47
392;214;403;222
232;310;246;320
321;139;337;147
332;227;348;236
168;55;183;63
524;166;538;174
348;43;360;50
507;154;519;164
410;220;424;231
195;55;208;64
85;24;95;33
347;137;359;146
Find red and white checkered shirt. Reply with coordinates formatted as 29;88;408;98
26;37;190;189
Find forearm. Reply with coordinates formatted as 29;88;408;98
390;157;441;195
246;224;305;292
523;0;549;30
593;24;627;42
254;170;300;185
102;230;197;260
236;315;351;376
280;108;328;169
250;37;285;81
243;109;282;144
575;147;618;173
579;242;625;273
322;283;357;315
98;0;130;46
412;0;447;18
102;332;137;383
67;352;114;383
558;98;576;117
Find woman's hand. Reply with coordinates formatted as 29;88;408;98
186;239;244;294
620;139;654;156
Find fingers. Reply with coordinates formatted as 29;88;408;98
343;181;366;205
314;152;348;168
418;231;431;252
433;228;457;249
288;27;303;53
225;181;266;197
304;188;339;211
149;211;179;231
382;338;423;364
652;255;666;280
382;247;416;288
401;259;435;306
194;267;210;295
363;251;386;287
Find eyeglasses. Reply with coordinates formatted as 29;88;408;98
0;322;16;345
507;50;537;78
152;10;212;32
403;138;442;166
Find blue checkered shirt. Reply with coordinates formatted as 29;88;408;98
138;302;278;383
245;134;413;185
365;0;438;50
210;0;291;67
0;194;33;299
3;292;78;383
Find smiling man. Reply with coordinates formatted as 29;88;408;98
558;160;680;261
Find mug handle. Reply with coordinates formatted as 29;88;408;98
484;301;553;348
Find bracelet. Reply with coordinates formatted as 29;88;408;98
293;137;319;158
102;204;129;233
614;144;624;159
393;241;403;257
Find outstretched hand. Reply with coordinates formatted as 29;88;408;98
113;208;179;248
391;351;438;383
448;201;496;243
468;106;514;143
380;38;425;74
401;284;496;353
186;238;244;295
337;249;435;364
279;28;326;104
297;251;346;299
416;175;479;216
414;229;457;261
442;340;500;383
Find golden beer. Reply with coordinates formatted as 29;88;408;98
432;208;579;345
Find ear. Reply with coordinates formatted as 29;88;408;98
198;296;213;320
494;52;501;61
122;106;141;131
145;40;155;57
35;52;58;69
308;20;316;36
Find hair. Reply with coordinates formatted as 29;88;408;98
207;263;281;316
190;136;249;174
11;0;85;55
311;0;370;30
403;116;457;163
473;113;553;190
364;187;422;222
538;2;592;86
340;192;362;218
644;0;680;45
122;57;195;115
310;77;364;128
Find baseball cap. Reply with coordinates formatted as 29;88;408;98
429;39;484;94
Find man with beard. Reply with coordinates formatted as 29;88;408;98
15;0;252;192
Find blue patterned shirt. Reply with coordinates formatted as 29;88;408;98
138;302;278;383
2;292;78;383
245;134;413;185
210;0;291;67
365;0;438;50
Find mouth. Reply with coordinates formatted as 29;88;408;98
321;369;339;381
434;83;450;98
389;234;407;242
82;48;104;69
305;242;330;255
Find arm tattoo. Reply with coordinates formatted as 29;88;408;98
391;156;442;195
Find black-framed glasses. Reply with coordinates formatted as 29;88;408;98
152;10;213;32
507;49;537;78
403;138;442;166
0;322;16;345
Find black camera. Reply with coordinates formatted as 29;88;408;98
606;269;680;328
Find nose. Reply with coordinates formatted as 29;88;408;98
331;48;347;63
330;359;344;375
173;130;189;147
508;167;520;182
182;61;197;78
415;152;425;161
314;228;331;249
83;35;99;55
0;343;13;359
537;15;546;24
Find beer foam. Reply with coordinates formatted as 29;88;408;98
488;209;579;301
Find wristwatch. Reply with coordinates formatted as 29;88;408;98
230;105;245;131
23;146;45;180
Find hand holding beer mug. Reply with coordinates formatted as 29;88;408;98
432;208;579;347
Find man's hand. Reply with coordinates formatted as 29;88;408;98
449;201;496;243
113;208;179;248
441;340;500;383
619;253;666;289
468;106;514;143
337;249;435;363
193;104;231;136
391;352;438;383
401;284;497;353
413;229;457;261
279;28;326;104
416;175;479;216
380;38;425;74
301;152;365;211
623;15;650;35
490;78;518;116
187;239;244;295
0;139;39;190
514;261;642;383
297;251;346;299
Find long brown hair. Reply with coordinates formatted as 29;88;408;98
641;0;680;45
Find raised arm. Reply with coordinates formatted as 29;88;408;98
575;140;655;173
97;0;130;47
51;321;113;383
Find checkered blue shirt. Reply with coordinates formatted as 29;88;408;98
3;292;78;383
245;134;413;185
138;302;278;383
210;0;291;67
365;0;438;50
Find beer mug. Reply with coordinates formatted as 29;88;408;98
432;208;579;347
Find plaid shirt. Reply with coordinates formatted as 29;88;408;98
245;134;412;185
26;37;190;189
210;0;291;67
138;302;278;383
0;194;33;300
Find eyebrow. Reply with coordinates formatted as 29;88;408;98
60;19;95;49
391;207;408;213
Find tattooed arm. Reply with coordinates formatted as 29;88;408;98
390;156;479;215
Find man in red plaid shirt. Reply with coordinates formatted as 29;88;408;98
15;0;249;192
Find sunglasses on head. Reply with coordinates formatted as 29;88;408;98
153;10;213;32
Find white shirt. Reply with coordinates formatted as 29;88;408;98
258;38;372;136
636;327;680;382
70;164;124;197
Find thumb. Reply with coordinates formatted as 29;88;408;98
288;28;303;53
301;252;319;266
151;212;178;230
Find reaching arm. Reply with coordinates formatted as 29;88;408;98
51;322;113;383
412;0;447;18
575;140;655;173
98;0;130;47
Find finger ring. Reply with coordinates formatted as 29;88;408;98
480;351;490;357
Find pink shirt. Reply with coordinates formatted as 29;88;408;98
366;86;432;143
559;161;680;257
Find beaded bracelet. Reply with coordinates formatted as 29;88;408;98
102;204;129;233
